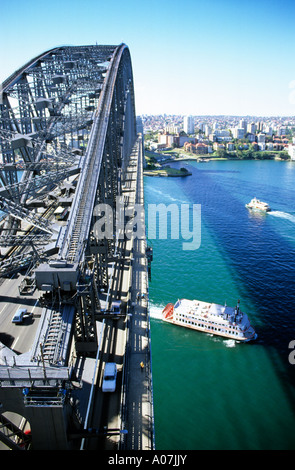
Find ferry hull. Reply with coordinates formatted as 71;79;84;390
162;300;257;342
245;198;271;212
245;204;271;212
162;316;256;342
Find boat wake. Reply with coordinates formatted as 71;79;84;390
148;186;187;205
149;304;164;321
211;335;237;347
269;211;295;223
223;339;237;348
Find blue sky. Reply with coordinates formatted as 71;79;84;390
1;0;295;116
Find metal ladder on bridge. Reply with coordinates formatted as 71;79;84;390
66;194;88;263
65;126;100;263
41;309;65;364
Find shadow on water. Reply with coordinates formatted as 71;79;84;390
171;161;295;406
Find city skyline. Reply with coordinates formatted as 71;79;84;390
1;0;295;116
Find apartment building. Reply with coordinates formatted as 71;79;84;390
183;115;195;134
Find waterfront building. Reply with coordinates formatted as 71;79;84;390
213;142;225;151
257;133;266;151
183;141;208;154
183;142;194;153
257;133;266;143
273;142;283;151
195;142;208;154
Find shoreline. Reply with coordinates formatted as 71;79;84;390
145;148;290;163
146;155;290;165
143;154;291;177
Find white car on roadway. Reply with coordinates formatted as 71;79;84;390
102;363;117;392
12;308;28;324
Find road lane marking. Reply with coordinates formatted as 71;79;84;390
12;336;19;350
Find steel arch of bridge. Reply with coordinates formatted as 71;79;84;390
0;45;155;451
0;44;136;273
0;43;137;348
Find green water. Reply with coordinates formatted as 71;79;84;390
145;159;295;450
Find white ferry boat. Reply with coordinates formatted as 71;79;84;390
245;197;271;212
162;299;257;342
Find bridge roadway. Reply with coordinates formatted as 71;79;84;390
0;136;154;450
72;135;154;450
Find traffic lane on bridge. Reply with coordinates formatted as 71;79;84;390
0;275;43;354
102;318;126;450
86;316;126;450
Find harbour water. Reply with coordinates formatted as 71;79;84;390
144;159;295;450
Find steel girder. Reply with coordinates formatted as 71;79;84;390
0;44;137;352
0;44;136;280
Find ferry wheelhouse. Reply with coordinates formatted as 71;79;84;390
245;197;271;212
162;299;256;342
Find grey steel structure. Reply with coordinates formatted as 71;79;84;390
0;44;153;450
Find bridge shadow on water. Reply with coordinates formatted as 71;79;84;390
173;162;295;414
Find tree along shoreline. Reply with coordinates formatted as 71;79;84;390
143;149;291;176
145;148;290;164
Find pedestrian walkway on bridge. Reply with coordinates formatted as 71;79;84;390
121;136;155;450
123;236;154;450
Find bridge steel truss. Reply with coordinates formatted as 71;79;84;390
0;44;140;449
